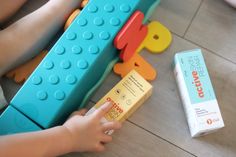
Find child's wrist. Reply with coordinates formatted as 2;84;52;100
57;126;75;153
44;126;75;156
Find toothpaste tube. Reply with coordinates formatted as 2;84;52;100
172;49;224;137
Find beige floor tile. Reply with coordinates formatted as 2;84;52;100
91;34;236;157
1;0;236;156
150;0;202;36
66;120;194;157
185;0;236;63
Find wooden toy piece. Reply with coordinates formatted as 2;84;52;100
114;11;148;62
6;50;48;84
113;53;157;81
137;21;172;54
64;9;81;31
80;0;89;8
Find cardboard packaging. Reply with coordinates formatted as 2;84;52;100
172;49;224;137
86;70;153;133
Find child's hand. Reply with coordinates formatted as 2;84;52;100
62;102;122;153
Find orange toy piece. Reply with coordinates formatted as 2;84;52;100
113;53;156;81
114;11;148;62
113;20;172;81
6;0;89;84
64;0;89;30
80;0;89;8
6;51;48;83
64;9;81;31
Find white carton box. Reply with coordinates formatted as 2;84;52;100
172;49;224;137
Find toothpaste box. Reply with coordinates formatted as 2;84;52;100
86;70;152;133
172;49;224;137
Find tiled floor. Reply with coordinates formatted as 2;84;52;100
1;0;236;157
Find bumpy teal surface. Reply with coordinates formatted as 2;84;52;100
0;106;41;135
0;0;160;135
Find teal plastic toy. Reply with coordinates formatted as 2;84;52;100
0;106;41;135
0;0;160;135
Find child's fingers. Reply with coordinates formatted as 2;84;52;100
94;143;105;152
69;109;87;118
102;121;122;132
78;109;88;116
100;134;112;143
93;102;112;119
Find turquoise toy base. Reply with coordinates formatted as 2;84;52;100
0;0;160;135
0;106;41;135
76;0;161;109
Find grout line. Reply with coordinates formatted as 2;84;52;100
89;99;197;156
183;0;204;37
127;120;198;157
183;37;236;65
150;2;236;65
171;31;236;65
90;100;96;104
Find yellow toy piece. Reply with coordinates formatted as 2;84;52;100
137;21;172;54
113;21;172;81
64;9;81;31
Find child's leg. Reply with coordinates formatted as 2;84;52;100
0;0;27;24
0;0;82;76
225;0;236;8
